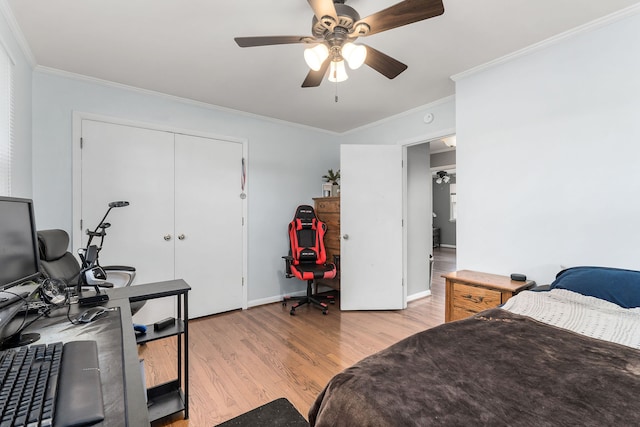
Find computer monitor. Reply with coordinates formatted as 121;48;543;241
0;196;41;290
0;196;42;348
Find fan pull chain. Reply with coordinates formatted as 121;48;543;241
335;80;339;103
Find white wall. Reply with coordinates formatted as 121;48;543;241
31;70;340;303
341;96;455;146
455;10;640;285
0;5;31;197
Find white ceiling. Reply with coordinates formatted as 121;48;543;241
6;0;640;133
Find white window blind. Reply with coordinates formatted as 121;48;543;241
0;41;14;196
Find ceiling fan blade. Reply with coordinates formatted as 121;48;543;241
302;57;331;88
234;36;310;48
363;45;408;79
356;0;444;36
307;0;338;26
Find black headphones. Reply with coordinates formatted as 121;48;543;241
40;278;69;306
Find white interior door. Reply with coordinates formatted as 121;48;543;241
340;144;404;310
174;134;244;318
81;120;176;324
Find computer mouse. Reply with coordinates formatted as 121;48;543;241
77;306;108;323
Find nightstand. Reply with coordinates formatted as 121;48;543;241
443;270;534;322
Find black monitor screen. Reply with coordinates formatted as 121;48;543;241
0;196;41;290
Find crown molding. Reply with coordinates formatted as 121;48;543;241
0;0;36;67
342;94;456;136
35;65;341;136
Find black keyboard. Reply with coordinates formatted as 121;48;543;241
0;340;104;427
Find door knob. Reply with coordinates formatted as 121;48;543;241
178;234;185;240
164;234;172;241
342;234;349;240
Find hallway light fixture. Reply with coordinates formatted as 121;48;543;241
442;136;456;148
435;171;450;184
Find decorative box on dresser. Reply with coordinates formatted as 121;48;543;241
442;270;534;322
313;196;340;291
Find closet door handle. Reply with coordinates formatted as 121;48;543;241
164;234;172;241
178;234;185;240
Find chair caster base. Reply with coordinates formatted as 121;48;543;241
290;308;296;315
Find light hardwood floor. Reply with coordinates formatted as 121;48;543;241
141;248;456;426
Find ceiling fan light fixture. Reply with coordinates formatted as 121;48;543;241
342;42;367;69
328;60;348;82
304;44;329;71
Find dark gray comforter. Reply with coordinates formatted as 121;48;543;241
309;308;640;426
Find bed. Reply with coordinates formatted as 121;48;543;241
309;266;640;426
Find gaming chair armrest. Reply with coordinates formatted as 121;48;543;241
282;256;294;278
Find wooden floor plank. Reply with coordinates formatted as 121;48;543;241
140;248;456;426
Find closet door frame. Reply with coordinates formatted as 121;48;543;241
71;111;249;310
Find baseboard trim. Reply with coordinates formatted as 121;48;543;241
439;244;457;249
407;289;432;302
249;287;431;308
248;289;307;308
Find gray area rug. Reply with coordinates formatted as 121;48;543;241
214;398;309;427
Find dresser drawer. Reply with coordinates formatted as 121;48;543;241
444;270;534;322
316;198;340;213
451;282;502;314
324;235;340;252
319;212;339;233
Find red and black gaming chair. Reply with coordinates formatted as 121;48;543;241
283;205;336;315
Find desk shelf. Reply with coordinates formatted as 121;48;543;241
107;279;190;423
136;319;184;344
147;380;186;422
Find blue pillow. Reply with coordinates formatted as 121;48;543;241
550;266;640;308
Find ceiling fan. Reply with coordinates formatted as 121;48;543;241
234;0;445;87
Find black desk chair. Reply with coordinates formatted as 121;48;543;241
37;229;145;315
283;205;336;315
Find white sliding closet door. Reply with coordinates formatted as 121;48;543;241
80;119;244;323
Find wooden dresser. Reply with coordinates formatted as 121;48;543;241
313;196;340;290
443;270;534;322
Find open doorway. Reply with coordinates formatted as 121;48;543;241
429;135;457;301
430;135;456;250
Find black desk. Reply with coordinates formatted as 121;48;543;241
16;279;190;426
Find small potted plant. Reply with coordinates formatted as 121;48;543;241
323;169;340;196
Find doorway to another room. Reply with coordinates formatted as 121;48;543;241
430;134;456;252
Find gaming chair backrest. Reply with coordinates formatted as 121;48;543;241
289;205;327;266
37;229;82;284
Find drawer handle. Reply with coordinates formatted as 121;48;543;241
463;294;484;303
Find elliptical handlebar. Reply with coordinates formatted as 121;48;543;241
79;200;130;296
83;201;130;268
